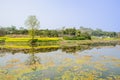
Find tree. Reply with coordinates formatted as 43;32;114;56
10;25;17;34
117;32;120;38
64;28;76;36
25;15;40;40
76;30;81;37
0;27;6;36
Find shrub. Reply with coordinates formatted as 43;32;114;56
63;36;90;40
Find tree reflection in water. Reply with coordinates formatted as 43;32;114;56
26;45;41;71
0;43;120;80
61;45;90;53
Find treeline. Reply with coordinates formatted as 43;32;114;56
91;29;117;37
79;27;118;37
0;26;91;40
0;26;28;36
0;26;119;39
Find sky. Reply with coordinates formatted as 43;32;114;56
0;0;120;32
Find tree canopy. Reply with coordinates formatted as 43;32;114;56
25;15;40;39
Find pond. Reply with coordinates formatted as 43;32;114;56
0;45;120;80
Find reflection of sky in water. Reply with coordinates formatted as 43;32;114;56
79;45;120;58
36;50;75;65
0;53;29;66
0;45;120;80
0;45;120;66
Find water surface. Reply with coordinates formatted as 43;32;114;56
0;45;120;80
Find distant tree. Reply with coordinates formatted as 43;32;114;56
82;32;91;40
80;26;93;34
18;27;28;34
62;26;65;37
25;15;40;39
109;32;117;37
19;27;24;30
76;30;81;37
0;27;6;36
92;29;104;37
64;27;76;36
117;32;120;38
49;30;59;37
11;25;17;34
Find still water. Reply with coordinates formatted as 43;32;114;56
0;45;120;80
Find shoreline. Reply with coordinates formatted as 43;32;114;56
0;39;120;53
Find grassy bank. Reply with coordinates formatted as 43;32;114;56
0;37;61;50
0;37;60;44
1;45;60;49
60;38;120;47
0;37;120;49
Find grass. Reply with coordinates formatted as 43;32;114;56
0;37;8;42
0;36;120;49
3;45;60;49
6;38;30;42
1;37;60;43
0;36;119;42
0;37;61;47
60;38;120;47
0;37;60;49
103;37;120;40
0;36;8;39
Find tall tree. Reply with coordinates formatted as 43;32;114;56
25;15;40;39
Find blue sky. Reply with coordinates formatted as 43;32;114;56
0;0;120;32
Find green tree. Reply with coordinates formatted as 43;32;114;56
64;27;76;36
76;30;81;37
117;32;120;38
0;27;6;36
25;15;40;40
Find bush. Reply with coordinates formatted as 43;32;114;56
63;36;85;40
80;33;91;40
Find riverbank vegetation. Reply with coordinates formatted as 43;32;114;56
0;26;120;50
0;15;120;49
0;26;120;39
0;36;120;51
